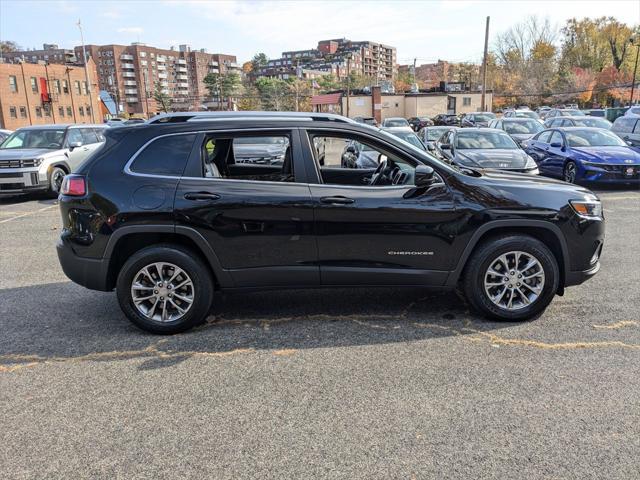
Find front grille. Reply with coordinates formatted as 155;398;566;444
0;159;39;169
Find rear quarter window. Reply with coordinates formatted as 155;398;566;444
130;133;197;176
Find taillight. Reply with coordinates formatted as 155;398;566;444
60;175;86;196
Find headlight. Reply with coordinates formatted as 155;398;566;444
35;157;45;167
524;155;537;169
570;200;602;219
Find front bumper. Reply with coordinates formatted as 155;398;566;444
56;235;111;291
0;168;47;193
580;164;640;184
565;261;601;287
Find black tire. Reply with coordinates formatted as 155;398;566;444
116;244;214;334
563;161;578;184
49;166;66;194
462;235;559;321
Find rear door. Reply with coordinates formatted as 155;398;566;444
174;128;319;288
302;128;458;286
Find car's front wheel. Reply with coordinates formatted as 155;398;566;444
49;166;66;194
116;245;214;334
563;161;578;184
462;235;559;321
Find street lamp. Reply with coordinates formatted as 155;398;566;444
630;35;640;106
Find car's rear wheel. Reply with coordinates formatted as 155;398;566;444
462;235;559;321
563;161;578;184
116;245;214;334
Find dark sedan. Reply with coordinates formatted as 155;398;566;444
408;116;434;131
435;128;539;174
432;114;460;126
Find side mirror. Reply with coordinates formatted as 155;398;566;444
550;142;562;148
415;165;436;187
439;143;451;150
69;141;82;150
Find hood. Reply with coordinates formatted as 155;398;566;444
0;148;58;160
572;146;640;165
477;168;596;197
456;149;530;169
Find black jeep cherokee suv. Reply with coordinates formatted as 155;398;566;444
56;112;604;334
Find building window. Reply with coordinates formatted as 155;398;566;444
43;104;51;117
35;107;42;118
30;77;39;93
79;106;85;116
54;79;61;94
62;80;69;94
75;81;81;95
86;106;91;116
9;107;17;118
9;75;18;92
59;106;65;117
463;97;471;106
67;106;73;117
83;81;89;94
19;106;27;118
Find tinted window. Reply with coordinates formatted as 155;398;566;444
80;128;99;144
536;131;552;143
613;117;637;133
549;131;564;145
131;134;196;175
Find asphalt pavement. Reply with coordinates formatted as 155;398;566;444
1;188;639;479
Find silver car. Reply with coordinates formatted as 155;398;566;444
0;124;106;194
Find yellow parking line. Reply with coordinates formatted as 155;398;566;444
0;204;57;224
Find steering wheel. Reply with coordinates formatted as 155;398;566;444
369;158;389;186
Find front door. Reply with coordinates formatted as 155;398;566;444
64;128;91;170
174;129;319;288
303;129;459;286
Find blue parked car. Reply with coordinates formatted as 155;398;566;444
525;127;640;184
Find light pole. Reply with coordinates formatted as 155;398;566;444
76;19;96;123
629;35;640;106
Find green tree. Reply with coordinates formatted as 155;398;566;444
0;40;21;54
255;77;291;111
251;53;269;73
152;82;171;113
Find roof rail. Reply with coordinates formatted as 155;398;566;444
147;111;355;124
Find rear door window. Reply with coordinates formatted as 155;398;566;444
130;133;197;176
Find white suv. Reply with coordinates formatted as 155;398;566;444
0;124;106;195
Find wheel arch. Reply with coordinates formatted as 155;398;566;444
103;225;233;291
446;220;569;293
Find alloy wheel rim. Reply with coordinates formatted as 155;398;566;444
131;262;195;322
483;251;545;311
564;163;576;183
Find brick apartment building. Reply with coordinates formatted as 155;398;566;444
6;44;76;65
0;60;101;130
260;38;396;84
76;43;240;116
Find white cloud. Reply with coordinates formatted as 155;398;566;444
101;10;121;19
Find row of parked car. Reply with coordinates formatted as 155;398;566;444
352;107;640;185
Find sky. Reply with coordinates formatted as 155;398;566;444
1;0;638;65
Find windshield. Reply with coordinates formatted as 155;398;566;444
503;120;543;135
384;118;409;127
425;128;449;141
455;131;519;149
565;129;626;147
573;118;612;129
388;131;425;150
0;129;66;149
470;113;496;122
560;109;584;116
513;111;539;119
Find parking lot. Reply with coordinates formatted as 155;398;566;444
0;188;639;479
